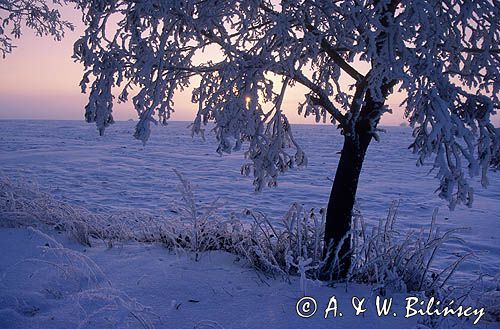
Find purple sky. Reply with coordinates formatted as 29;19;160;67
0;6;497;127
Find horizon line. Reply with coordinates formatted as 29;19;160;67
0;118;413;127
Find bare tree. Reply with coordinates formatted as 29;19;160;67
72;0;499;279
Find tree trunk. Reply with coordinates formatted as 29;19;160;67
317;0;397;279
320;118;373;280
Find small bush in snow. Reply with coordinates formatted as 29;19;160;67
172;169;226;261
240;200;471;297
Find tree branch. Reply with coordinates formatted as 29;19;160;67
305;22;365;83
288;70;347;126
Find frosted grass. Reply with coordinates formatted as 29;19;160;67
0;120;498;284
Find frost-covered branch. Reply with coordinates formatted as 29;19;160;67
73;0;499;206
0;0;74;58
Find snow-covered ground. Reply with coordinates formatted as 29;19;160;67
1;120;498;278
0;227;427;329
1;226;497;329
0;120;499;328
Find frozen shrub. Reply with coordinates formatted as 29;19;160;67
348;202;470;294
0;176;180;246
238;203;324;283
0;175;243;255
171;169;225;261
0;175;476;300
241;200;471;298
0;176;115;245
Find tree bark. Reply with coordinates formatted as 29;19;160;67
317;74;392;281
320;120;372;280
318;0;398;281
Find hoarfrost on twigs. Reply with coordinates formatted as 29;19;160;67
72;0;499;208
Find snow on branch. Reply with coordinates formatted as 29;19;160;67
0;0;74;58
73;0;499;204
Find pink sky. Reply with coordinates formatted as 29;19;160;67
0;7;497;127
